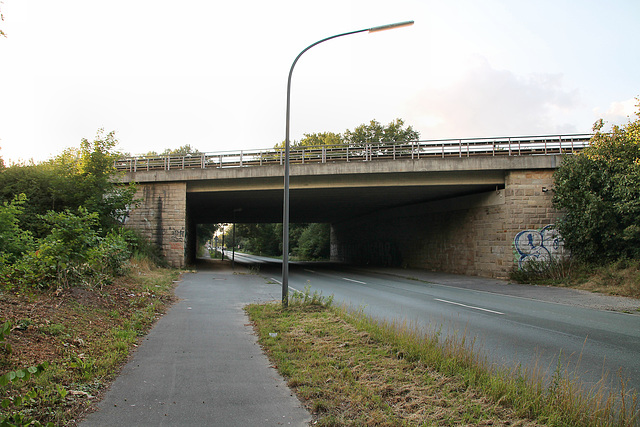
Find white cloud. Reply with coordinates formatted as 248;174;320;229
406;58;582;139
596;98;638;126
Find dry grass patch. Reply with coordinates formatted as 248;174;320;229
511;259;640;301
247;302;541;426
577;261;640;299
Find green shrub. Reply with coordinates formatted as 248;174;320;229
2;209;137;290
553;103;640;262
0;194;34;265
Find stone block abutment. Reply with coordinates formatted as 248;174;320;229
330;169;559;278
124;182;187;268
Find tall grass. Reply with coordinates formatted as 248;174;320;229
336;305;639;426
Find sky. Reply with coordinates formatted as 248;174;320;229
0;0;638;163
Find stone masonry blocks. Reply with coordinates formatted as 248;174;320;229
331;169;561;279
124;182;187;268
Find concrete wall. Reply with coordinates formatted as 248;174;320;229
124;182;187;268
331;169;560;278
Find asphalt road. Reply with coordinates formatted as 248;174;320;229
235;254;640;396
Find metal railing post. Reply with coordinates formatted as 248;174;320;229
558;135;563;154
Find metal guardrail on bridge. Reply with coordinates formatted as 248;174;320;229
114;134;592;172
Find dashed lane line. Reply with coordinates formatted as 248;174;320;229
434;298;505;315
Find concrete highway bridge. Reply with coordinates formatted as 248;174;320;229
116;134;591;278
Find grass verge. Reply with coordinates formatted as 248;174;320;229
0;258;180;426
246;291;639;426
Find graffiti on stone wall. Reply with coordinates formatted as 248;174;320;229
514;224;565;268
170;228;185;242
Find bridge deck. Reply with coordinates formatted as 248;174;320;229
115;134;591;173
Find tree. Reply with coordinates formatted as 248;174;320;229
49;129;137;232
161;145;202;156
343;118;420;146
553;100;640;262
0;129;136;236
0;162;59;237
296;223;330;260
226;223;281;256
273;119;419;150
196;223;219;248
275;132;344;150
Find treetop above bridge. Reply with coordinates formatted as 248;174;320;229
115;134;592;173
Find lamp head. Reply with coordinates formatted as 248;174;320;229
368;20;414;33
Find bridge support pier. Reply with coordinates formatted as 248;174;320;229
124;182;187;268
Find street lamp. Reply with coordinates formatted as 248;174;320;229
282;20;414;307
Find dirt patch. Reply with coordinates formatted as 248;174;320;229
0;265;179;425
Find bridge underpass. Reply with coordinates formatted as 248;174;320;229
186;169;505;224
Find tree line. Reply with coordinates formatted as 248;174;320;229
222;222;330;261
274;118;419;150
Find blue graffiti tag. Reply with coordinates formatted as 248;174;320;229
514;224;563;268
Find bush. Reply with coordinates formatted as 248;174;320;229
0;194;34;264
2;209;135;290
553;101;640;262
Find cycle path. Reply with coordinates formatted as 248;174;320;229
81;261;310;427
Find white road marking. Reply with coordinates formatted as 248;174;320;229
304;269;316;273
342;277;367;285
270;278;300;294
434;298;505;315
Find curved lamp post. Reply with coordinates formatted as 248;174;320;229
282;20;414;307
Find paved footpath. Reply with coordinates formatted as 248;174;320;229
81;261;310;427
